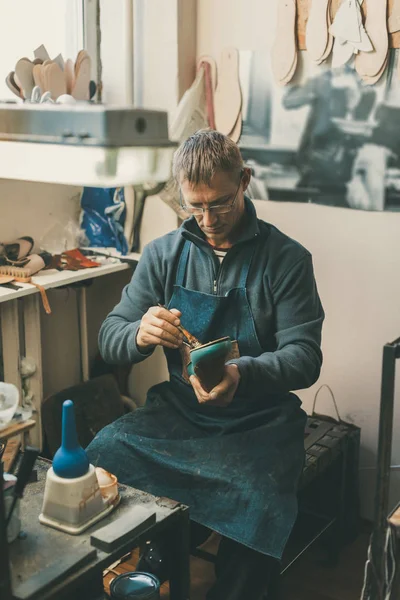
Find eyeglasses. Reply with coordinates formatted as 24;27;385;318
180;170;244;216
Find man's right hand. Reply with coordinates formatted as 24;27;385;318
136;306;183;352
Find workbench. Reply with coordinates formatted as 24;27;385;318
8;458;190;600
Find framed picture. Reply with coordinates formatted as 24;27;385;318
239;50;400;212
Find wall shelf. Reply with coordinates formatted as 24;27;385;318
0;256;141;304
0;141;174;187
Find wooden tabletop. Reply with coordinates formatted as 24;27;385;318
0;419;35;442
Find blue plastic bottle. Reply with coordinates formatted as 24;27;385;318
53;400;90;479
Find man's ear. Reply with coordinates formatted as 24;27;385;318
241;167;252;193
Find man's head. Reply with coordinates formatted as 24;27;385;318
172;129;251;247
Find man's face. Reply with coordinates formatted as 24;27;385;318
180;169;250;247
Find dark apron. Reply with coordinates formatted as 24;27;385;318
86;239;307;560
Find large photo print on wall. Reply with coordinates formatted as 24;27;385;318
239;50;400;212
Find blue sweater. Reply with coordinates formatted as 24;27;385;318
99;198;325;395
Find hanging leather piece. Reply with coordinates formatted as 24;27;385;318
197;57;217;130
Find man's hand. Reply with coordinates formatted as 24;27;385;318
190;364;241;407
136;306;183;353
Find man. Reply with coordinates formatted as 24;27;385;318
86;130;325;599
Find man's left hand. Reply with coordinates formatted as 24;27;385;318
190;364;241;407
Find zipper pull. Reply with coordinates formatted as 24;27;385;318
213;279;217;294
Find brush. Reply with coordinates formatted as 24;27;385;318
0;266;51;314
157;304;202;349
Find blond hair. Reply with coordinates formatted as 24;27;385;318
172;129;244;186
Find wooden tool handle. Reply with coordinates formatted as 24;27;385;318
158;304;201;348
177;324;202;349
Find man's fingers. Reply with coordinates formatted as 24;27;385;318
189;375;210;403
147;315;183;341
146;324;182;347
149;306;182;327
208;379;230;400
139;332;178;350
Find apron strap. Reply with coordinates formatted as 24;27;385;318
237;238;258;288
175;240;191;287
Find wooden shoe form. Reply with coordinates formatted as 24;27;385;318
214;48;242;136
228;109;242;143
72;53;91;100
64;59;75;95
317;2;334;64
388;0;400;34
355;0;388;78
363;50;389;85
272;0;297;83
306;0;331;63
279;50;298;86
44;63;66;100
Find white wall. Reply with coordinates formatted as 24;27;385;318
0;0;83;101
197;0;400;520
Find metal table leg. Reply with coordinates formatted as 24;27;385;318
76;286;90;382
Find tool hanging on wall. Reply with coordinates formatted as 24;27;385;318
355;0;389;84
214;48;242;136
306;0;334;64
271;0;298;85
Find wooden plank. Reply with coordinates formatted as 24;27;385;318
76;287;90;382
0;420;35;443
23;294;43;450
297;0;400;51
0;299;22;398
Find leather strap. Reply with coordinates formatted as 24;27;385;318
200;61;216;130
33;284;52;315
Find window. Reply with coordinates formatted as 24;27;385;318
0;0;84;100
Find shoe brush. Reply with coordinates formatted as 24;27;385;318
0;265;33;282
0;267;51;314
